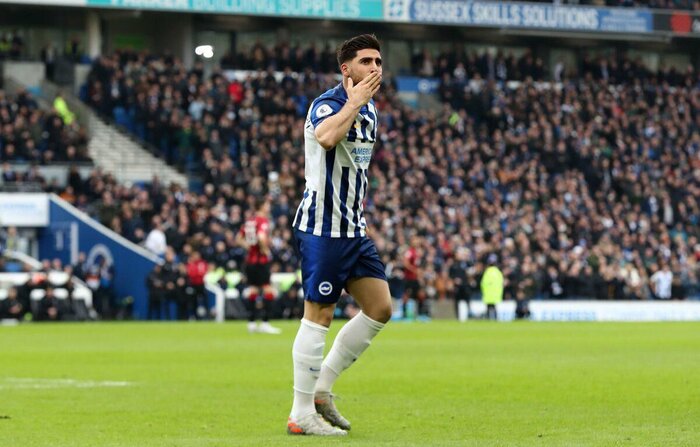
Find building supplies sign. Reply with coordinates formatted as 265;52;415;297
385;0;652;33
86;0;384;19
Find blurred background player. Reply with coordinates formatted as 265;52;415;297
288;34;392;436
402;234;423;320
238;198;281;334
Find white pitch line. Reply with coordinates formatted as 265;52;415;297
0;378;133;390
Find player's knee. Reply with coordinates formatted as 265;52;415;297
369;301;392;324
303;302;336;327
305;311;333;327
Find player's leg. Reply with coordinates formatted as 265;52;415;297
416;289;426;317
258;263;275;326
314;277;390;430
346;277;393;323
316;277;391;390
288;300;348;435
258;283;281;334
403;280;418;320
314;238;391;430
292;301;335;418
245;285;259;332
261;284;274;322
402;284;410;319
288;230;347;436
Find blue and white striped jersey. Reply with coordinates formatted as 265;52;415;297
293;83;378;238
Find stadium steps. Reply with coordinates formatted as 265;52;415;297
86;118;188;186
35;79;188;187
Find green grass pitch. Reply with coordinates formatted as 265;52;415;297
1;321;699;446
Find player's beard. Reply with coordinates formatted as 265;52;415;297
346;67;367;86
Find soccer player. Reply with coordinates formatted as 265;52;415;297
403;235;422;319
238;197;281;334
287;34;392;436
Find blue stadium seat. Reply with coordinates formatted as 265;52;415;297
3;262;23;273
113;107;132;131
79;84;89;102
27;86;42;97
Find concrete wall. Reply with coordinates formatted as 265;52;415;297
103;12;193;64
1;61;45;88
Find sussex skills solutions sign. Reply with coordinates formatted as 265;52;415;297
385;0;652;33
86;0;384;19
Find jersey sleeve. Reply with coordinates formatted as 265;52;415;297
309;97;344;128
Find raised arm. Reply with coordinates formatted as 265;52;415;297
314;72;381;150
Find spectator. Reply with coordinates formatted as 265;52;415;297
543;266;565;300
449;247;474;321
481;255;504;320
144;216;167;258
53;92;75;126
161;248;179;320
41;43;57;81
36;287;62;321
146;264;165;320
650;263;673;300
0;287;24;320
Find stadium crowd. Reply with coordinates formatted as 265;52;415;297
0;30;25;61
78;48;700;313
0;88;91;167
4;45;700;320
0;255;91;321
413;49;696;85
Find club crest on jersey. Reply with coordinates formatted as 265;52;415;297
316;104;333;118
318;281;333;296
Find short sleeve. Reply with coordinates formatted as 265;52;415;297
310;98;343;128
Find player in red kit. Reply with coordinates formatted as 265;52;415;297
186;251;207;319
238;198;281;334
403;235;423;319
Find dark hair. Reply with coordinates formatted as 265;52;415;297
254;196;268;211
336;34;380;67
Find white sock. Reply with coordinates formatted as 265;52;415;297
290;318;328;420
315;311;385;396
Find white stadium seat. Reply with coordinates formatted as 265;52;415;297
71;287;94;309
225;288;240;299
30;289;46;301
53;288;70;300
48;271;71;286
72;288;91;301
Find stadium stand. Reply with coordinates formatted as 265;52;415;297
0;250;94;321
74;49;700;319
0;88;91;166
